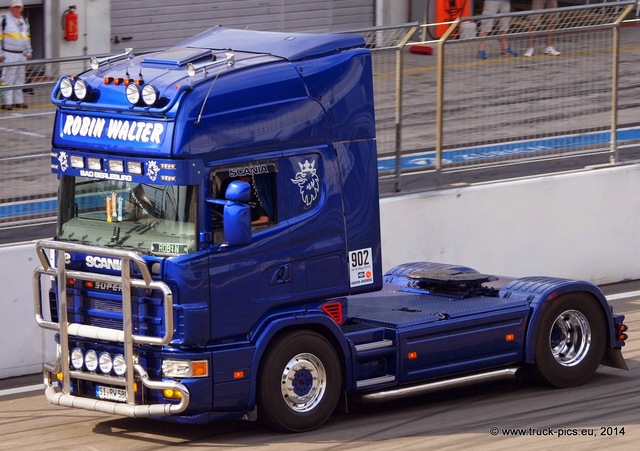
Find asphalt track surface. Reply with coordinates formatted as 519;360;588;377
1;281;638;450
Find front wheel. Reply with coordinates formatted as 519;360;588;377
257;330;342;432
533;293;606;388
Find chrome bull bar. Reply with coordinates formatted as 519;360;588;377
33;239;189;416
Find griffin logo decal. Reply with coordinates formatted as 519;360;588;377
58;151;69;172
291;160;320;206
147;160;160;181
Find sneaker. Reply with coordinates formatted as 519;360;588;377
13;103;28;109
524;48;534;58
0;105;13;111
544;46;561;56
502;48;517;57
478;50;487;60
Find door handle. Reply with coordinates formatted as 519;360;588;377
271;264;290;285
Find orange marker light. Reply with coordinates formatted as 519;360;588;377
192;361;208;377
408;351;418;360
505;333;515;342
233;370;245;379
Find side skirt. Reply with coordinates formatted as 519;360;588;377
357;367;522;403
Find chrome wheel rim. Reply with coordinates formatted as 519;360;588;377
280;352;326;412
549;309;592;367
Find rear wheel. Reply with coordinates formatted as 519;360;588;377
257;330;342;432
533;293;606;387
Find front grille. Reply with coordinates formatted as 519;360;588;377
65;290;165;337
86;297;122;312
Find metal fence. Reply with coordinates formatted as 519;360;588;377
1;1;638;227
362;2;639;191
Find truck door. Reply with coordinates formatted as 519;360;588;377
282;147;349;303
207;146;348;340
208;157;290;340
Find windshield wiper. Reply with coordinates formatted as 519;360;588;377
106;226;121;246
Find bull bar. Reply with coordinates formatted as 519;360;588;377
33;239;190;417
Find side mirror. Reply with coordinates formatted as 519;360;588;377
207;180;252;247
223;181;251;246
225;180;251;203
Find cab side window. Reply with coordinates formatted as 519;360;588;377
210;162;278;243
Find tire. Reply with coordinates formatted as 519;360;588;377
533;293;606;388
257;330;342;432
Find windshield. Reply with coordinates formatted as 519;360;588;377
58;176;198;256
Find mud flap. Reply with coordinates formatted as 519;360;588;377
601;348;629;370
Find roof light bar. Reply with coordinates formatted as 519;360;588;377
187;52;235;77
90;48;135;70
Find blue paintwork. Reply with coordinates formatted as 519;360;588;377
43;27;626;425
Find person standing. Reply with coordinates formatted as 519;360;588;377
524;0;561;57
478;0;517;60
0;0;32;110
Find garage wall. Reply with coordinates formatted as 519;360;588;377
110;0;375;51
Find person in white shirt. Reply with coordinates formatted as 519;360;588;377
0;0;33;110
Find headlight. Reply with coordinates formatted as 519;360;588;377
113;354;126;376
162;359;209;378
60;76;74;99
126;83;140;104
141;84;158;106
74;78;89;100
99;352;113;374
71;347;84;370
85;349;98;372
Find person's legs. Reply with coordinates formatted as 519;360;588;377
497;0;516;55
478;0;500;58
525;0;547;57
1;53;22;108
12;61;26;106
543;0;560;56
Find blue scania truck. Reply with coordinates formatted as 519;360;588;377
33;27;628;432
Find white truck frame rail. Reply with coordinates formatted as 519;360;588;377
33;239;190;416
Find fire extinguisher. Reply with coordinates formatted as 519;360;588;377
62;5;78;41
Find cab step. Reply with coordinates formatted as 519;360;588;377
356;374;396;388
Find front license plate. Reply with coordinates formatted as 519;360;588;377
96;385;127;403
